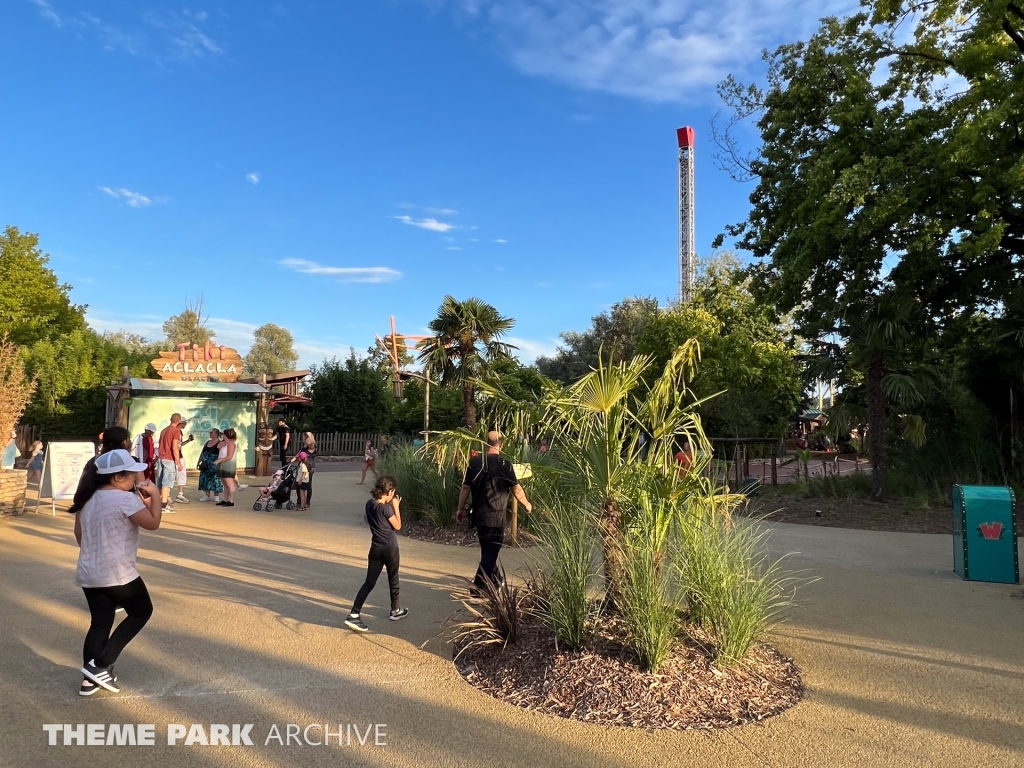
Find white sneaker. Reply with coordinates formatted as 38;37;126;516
214;496;221;503
198;496;211;502
238;484;248;490
163;505;176;514
175;494;190;504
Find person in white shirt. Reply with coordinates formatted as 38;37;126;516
70;449;162;696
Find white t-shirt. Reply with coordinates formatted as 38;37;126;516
76;489;145;588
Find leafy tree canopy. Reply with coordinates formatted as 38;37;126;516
536;297;659;384
306;352;393;433
244;323;299;377
716;0;1024;333
21;329;152;439
0;226;86;347
418;296;516;429
162;298;215;348
635;256;802;438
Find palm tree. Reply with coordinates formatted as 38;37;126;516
417;296;516;429
843;294;926;499
428;342;709;602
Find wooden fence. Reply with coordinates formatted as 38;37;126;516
15;425;41;457
305;432;383;457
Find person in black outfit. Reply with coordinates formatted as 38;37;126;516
344;475;408;632
276;419;291;467
456;431;533;589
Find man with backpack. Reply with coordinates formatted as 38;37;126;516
455;431;532;590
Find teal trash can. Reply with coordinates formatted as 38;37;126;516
952;485;1018;584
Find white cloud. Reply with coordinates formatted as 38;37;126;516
494;238;508;243
441;0;859;103
280;258;402;283
98;186;161;208
33;7;223;62
208;317;259;351
445;246;463;250
246;172;260;185
30;0;61;27
392;215;457;233
507;336;559;364
86;310;164;341
292;340;358;368
425;207;459;215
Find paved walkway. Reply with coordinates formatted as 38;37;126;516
1;473;1023;767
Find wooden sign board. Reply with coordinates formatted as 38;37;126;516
151;342;244;382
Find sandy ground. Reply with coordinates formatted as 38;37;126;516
1;472;1023;767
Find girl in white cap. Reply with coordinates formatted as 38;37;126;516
69;448;162;696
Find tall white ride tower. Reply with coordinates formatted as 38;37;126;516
677;126;696;304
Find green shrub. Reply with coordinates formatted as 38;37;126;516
376;440;462;525
616;525;679;670
449;568;528;658
677;507;798;666
533;495;599;650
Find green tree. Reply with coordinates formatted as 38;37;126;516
418;296;515;429
21;330;151;439
536;297;659;384
306;352;393;433
715;1;1024;494
391;379;464;436
0;226;86;347
162;298;215;348
102;330;161;357
244;323;299;377
635;258;802;439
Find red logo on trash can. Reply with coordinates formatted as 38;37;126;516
978;522;1004;540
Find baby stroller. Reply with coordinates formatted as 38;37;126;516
252;465;298;511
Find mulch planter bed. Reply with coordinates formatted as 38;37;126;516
742;493;956;534
400;519;537;548
454;612;803;730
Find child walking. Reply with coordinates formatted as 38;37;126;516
70;449;162;695
296;452;311;510
344;476;408;631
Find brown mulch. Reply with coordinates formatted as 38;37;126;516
455;613;802;731
741;491;955;534
399;519;538;548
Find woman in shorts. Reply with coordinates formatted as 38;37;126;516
214;428;238;507
358;440;377;485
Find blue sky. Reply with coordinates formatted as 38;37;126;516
1;0;855;367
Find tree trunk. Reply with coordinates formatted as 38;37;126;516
463;382;477;429
599;498;624;610
867;352;886;499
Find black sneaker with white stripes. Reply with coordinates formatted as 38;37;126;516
81;660;120;693
344;614;369;632
389;607;409;621
79;669;117;696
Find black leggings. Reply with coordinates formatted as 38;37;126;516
351;548;400;613
82;577;153;667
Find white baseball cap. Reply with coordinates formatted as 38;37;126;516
145;423;158;433
95;449;148;475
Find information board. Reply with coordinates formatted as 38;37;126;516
37;442;95;516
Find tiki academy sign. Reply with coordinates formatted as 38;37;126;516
151;342;244;382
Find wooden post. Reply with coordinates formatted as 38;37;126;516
771;445;778;487
510;498;518;542
424;377;431;444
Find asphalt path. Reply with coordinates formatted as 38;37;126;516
1;472;1023;767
